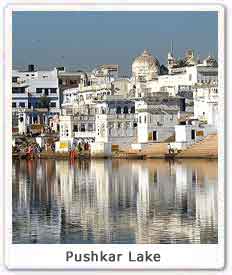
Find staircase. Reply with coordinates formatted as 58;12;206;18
176;134;218;158
141;143;169;158
163;134;175;143
118;136;138;151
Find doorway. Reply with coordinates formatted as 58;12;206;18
191;129;195;140
153;131;157;141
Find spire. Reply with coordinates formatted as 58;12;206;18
171;40;173;55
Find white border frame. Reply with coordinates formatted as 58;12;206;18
3;2;225;270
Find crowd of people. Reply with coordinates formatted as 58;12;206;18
13;141;56;159
69;140;90;159
13;139;91;160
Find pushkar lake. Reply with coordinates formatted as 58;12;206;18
12;159;218;244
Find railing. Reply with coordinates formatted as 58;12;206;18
63;83;112;94
98;114;136;120
74;131;96;138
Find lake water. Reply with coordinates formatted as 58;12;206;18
12;159;218;244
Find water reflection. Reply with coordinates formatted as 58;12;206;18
12;159;218;244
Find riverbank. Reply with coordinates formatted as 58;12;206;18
12;134;218;160
12;150;218;160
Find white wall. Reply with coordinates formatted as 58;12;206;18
137;112;177;143
59;115;74;139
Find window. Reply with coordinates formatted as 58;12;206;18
88;123;93;131
50;102;56;108
123;106;128;114
80;124;85;132
12;102;16;108
36;88;43;94
189;74;192;81
70;80;77;85
130;106;135;113
73;125;78;132
12;87;25;94
116;106;121;114
139;116;142;123
44;88;49;96
19;102;25;107
50;88;57;94
12;77;18;83
144;115;147;123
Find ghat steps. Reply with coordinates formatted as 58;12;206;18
141;143;169;158
176;134;218;158
122;134;218;158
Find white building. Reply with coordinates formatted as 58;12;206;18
55;47;218;151
193;84;218;128
95;96;137;147
134;94;185;144
137;108;178;143
172;83;219;150
129;48;218;99
12;65;60;113
157;65;218;95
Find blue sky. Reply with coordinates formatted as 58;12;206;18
12;11;218;75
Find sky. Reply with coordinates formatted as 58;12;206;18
12;11;218;75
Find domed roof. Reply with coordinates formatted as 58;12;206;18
204;55;218;67
132;49;160;81
133;49;160;68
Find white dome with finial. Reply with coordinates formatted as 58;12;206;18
203;55;218;67
132;49;160;81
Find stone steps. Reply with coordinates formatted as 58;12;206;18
141;143;169;157
177;134;218;158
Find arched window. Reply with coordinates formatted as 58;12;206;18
123;106;128;114
131;106;135;113
116;106;121;114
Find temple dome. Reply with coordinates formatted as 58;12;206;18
132;49;160;81
203;55;218;67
